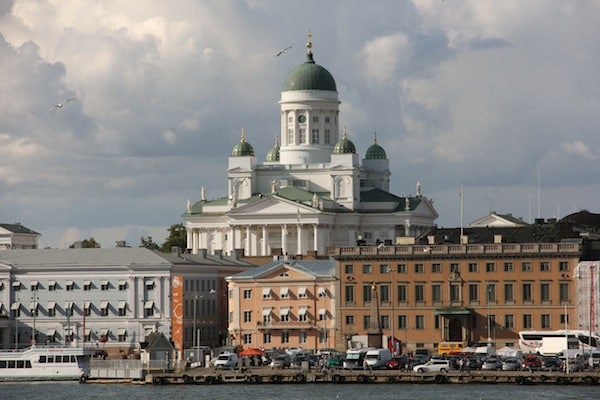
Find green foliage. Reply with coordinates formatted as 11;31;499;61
69;237;100;248
140;236;160;250
159;223;187;252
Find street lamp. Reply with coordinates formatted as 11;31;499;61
193;294;199;362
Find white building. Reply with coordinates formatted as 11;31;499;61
183;34;438;257
0;248;171;353
0;223;40;250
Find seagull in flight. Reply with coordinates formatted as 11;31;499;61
49;97;76;111
276;46;292;57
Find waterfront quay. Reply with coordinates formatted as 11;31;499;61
110;367;600;386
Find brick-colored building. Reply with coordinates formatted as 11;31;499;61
330;219;587;354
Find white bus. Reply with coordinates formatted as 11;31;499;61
518;330;600;354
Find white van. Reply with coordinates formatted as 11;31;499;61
589;351;600;369
364;348;392;369
213;352;238;369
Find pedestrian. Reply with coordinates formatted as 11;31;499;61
458;357;464;372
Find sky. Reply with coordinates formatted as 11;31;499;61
1;0;600;249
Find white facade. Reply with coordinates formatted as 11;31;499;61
0;249;171;351
0;224;39;250
184;37;438;257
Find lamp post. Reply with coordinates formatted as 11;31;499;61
486;284;492;345
31;292;38;346
192;294;199;362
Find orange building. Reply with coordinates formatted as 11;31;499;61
226;259;337;352
331;221;584;354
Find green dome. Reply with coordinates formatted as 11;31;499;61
231;130;255;156
266;137;280;162
333;131;356;154
283;52;337;92
365;134;387;159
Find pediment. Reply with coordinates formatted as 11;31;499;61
227;196;319;218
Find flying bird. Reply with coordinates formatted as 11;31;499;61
276;46;292;57
49;97;76;111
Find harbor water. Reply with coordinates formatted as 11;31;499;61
0;381;597;400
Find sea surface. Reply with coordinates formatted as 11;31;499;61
0;382;597;400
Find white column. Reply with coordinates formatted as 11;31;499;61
296;223;302;255
262;225;268;256
246;225;251;256
192;229;199;255
230;226;236;256
281;224;288;256
313;224;319;252
187;228;193;252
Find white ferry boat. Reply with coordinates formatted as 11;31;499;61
0;345;91;381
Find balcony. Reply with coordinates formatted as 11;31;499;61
256;321;318;330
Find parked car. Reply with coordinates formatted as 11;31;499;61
413;359;452;373
408;354;429;368
542;356;561;371
270;354;292;369
481;358;503;371
213;352;238;370
501;357;522;371
387;355;409;370
521;354;542;371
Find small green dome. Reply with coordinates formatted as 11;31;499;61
231;130;255;157
333;130;356;154
266;137;280;162
365;133;387;159
283;53;337;92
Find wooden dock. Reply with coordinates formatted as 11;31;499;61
132;368;600;386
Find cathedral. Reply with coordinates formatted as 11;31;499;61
183;34;438;257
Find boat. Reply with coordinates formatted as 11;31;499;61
0;345;91;381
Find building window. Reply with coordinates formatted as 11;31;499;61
118;304;126;316
287;128;294;144
486;283;496;302
380;315;390;329
31;282;39;291
298;310;308;322
288;115;293;123
397;264;407;273
431;263;441;273
48;281;56;291
504;283;514;302
540;283;551;302
560;314;569;324
363;315;370;330
450;263;460;273
468;263;478;273
319;330;327;344
243;289;252;299
449;283;460;302
345;315;355;326
280;288;289;299
523;314;533;329
299;128;306;143
522;261;532;272
101;281;109;291
345;285;354;303
415;315;425;329
559;283;569;303
380;285;390;302
324;129;330;144
363;285;372;303
504;262;514;272
281;332;289;344
30;303;39;317
244;310;252;323
344;264;354;274
145;280;155;290
83;281;92;291
312;116;319;123
262;289;272;299
100;303;109;317
397;284;407;303
469;284;479;302
263;332;272;344
263;310;272;324
431;284;442;303
118;331;127;342
311;129;319;144
299;331;307;344
118;281;127;290
280;309;290;322
48;306;56;317
559;261;569;272
13;281;22;291
434;315;440;329
522;283;532;302
398;315;407;329
298;287;308;298
541;314;551;328
540;261;550;272
362;264;372;274
380;264;390;273
325;116;330;123
486;262;496;272
144;301;154;317
243;334;252;344
415;284;424;303
415;264;424;273
504;314;515;329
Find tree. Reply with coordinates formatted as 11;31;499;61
69;237;101;248
159;223;187;252
140;236;160;250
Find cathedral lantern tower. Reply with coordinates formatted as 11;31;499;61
279;32;340;165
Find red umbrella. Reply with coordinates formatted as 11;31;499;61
239;348;264;357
